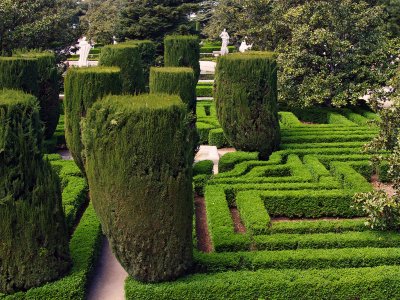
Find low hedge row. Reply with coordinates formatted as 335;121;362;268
125;266;400;300
0;204;102;300
196;85;213;97
194;247;400;272
254;231;400;251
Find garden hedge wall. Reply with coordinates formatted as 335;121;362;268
164;35;200;80
83;93;194;283
0;57;38;95
149;67;196;113
99;43;144;94
215;52;281;158
64;67;122;174
0;89;70;294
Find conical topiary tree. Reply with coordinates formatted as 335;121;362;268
83;94;194;283
164;35;200;80
149;67;196;113
0;89;70;294
64;67;122;174
15;51;61;139
215;52;281;158
98;43;144;94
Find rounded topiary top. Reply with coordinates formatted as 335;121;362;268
164;35;200;80
99;43;144;94
149;67;196;113
0;57;38;96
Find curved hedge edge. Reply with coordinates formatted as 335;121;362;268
125;266;400;300
0;204;102;300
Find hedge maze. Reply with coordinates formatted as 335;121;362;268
125;106;399;299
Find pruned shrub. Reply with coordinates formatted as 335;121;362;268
64;67;122;174
15;51;61;139
215;52;281;158
0;89;70;294
0;57;38;96
83;93;194;283
149;67;196;113
164;35;200;80
99;43;144;94
125;40;157;88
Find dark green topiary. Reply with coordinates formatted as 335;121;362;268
0;57;38;96
215;52;281;158
83;94;194;283
64;67;122;174
125;40;157;88
164;35;200;80
15;51;61;139
149;67;196;113
0;89;70;294
98;43;144;94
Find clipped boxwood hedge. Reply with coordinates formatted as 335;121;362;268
0;89;70;294
99;43;144;94
215;52;281;159
64;67;122;174
149;67;196;113
164;35;200;80
83;93;194;283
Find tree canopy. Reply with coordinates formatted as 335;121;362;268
0;0;82;56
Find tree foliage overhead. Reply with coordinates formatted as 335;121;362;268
205;0;399;108
0;0;82;55
117;0;200;45
82;0;123;45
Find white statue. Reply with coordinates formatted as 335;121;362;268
113;36;118;45
78;37;91;67
220;29;230;56
239;37;253;53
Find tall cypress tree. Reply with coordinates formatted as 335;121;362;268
117;0;201;47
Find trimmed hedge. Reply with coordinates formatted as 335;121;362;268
0;89;70;294
15;51;60;139
0;204;102;300
125;40;157;88
149;67;196;113
194;247;400;272
99;43;144;93
64;67;122;174
215;52;280;158
126;266;400;300
164;35;200;80
196;85;213;97
83;94;194;283
193;160;214;176
0;57;38;95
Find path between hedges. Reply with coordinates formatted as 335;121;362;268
82;146;235;299
87;237;128;300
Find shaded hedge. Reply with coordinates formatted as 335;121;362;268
83;94;194;283
149;67;196;113
164;35;200;80
15;51;61;139
99;43;144;94
125;40;157;88
64;67;122;174
215;52;281;159
0;89;70;294
0;57;38;96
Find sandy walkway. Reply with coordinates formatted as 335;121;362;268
87;237;128;300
